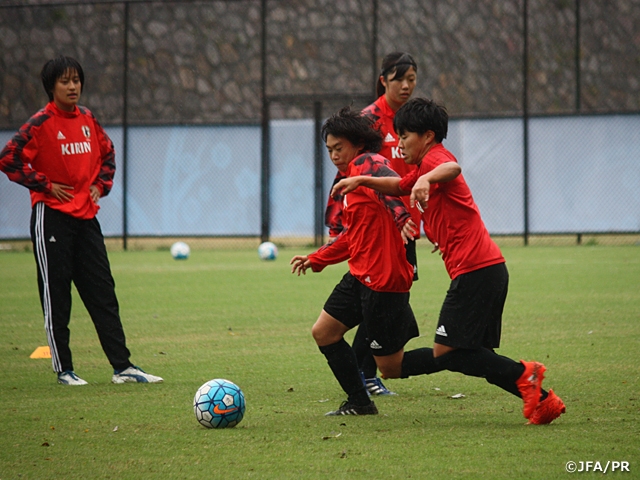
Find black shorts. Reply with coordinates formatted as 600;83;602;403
323;272;419;356
434;263;509;349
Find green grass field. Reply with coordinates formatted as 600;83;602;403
0;244;638;479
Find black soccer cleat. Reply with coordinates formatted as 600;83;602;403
324;400;378;416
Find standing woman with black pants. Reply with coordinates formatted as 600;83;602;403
0;56;163;386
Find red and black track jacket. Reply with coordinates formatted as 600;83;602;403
310;153;413;293
0;101;115;219
325;95;422;238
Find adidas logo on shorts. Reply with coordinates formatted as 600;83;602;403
370;340;382;349
435;325;448;337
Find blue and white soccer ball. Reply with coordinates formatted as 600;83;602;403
170;241;190;260
193;379;246;429
258;241;278;261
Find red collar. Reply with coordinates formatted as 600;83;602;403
47;101;80;118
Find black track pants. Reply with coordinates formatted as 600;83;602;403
30;202;131;373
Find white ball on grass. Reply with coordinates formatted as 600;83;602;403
258;241;278;260
170;241;190;260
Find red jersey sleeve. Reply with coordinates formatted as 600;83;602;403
324;171;346;236
0;109;53;193
371;188;411;231
82;107;115;197
355;154;411;230
308;228;350;271
398;146;458;193
398;163;420;193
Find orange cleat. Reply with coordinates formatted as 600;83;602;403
528;389;566;424
516;360;546;419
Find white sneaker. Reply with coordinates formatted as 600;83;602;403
112;366;163;384
58;371;88;385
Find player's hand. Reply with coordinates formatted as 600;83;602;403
89;185;101;204
410;177;431;212
50;183;74;202
401;220;418;244
431;242;442;255
290;255;311;276
330;177;360;198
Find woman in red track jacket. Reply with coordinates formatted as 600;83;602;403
0;56;162;386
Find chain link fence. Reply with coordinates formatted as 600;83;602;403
1;0;639;251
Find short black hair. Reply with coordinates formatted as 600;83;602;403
376;52;418;97
321;106;382;154
41;56;84;101
393;98;448;143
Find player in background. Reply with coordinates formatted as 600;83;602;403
291;106;419;416
0;56;163;386
324;52;421;397
364;51;422;278
331;98;566;424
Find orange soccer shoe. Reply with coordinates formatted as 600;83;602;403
528;389;566;425
516;360;546;419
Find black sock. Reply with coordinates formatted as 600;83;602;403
319;339;370;406
434;348;526;398
360;354;377;379
401;348;444;377
352;325;376;378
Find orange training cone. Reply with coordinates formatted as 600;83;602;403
30;346;51;359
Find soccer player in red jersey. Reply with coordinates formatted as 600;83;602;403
324;52;421;397
332;98;566;424
0;56;162;386
291;106;419;416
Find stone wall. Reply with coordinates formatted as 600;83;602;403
1;0;639;128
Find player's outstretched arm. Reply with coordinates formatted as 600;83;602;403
290;255;311;276
410;162;461;209
331;175;407;197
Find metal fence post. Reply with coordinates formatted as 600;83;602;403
522;0;530;246
313;100;324;247
260;0;270;243
122;0;129;251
